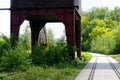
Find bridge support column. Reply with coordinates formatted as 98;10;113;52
75;20;81;59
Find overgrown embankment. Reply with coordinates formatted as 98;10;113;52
0;35;92;80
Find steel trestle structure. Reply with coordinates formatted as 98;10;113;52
2;0;81;59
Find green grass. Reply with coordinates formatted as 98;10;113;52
0;52;92;80
112;54;120;60
11;66;80;80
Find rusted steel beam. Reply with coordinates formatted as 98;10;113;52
0;8;10;10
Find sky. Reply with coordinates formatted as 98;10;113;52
20;21;65;39
1;0;120;37
82;0;120;11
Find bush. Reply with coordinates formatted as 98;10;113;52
32;42;75;65
81;52;92;61
0;42;31;71
0;35;11;59
32;44;45;65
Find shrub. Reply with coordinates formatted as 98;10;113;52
81;52;92;61
0;42;31;71
0;35;11;59
32;42;75;65
32;44;45;65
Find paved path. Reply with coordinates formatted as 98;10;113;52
75;53;120;80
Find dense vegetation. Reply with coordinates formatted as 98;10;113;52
82;7;120;54
0;27;92;79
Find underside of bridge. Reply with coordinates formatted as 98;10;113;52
10;0;81;59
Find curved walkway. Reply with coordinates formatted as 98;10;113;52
75;53;120;80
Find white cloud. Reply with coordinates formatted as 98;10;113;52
82;0;120;11
45;23;65;39
0;0;10;8
0;10;10;36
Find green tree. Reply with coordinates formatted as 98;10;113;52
113;24;120;54
110;7;120;21
19;22;31;50
81;16;93;51
82;7;119;52
89;26;111;38
83;7;111;20
91;35;115;54
88;19;116;54
46;28;55;45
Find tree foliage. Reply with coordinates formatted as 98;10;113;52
19;23;31;50
82;7;110;20
82;7;120;54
